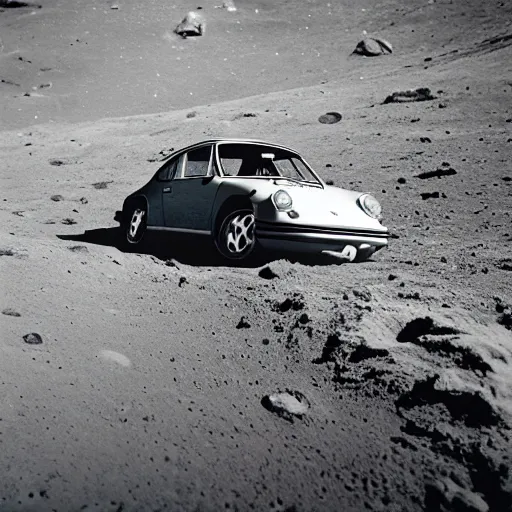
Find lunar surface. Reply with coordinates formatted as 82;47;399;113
1;0;511;510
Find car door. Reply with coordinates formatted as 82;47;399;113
162;144;221;233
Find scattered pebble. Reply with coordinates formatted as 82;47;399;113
2;308;21;317
68;245;88;253
92;181;113;190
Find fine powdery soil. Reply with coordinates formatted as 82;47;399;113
1;0;512;511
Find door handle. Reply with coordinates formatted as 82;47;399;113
163;187;172;193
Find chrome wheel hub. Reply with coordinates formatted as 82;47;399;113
225;213;255;254
128;209;145;241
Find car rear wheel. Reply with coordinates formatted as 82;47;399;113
125;204;147;246
215;208;256;261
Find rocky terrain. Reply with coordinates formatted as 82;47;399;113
1;0;511;510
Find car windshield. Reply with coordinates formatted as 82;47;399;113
217;143;320;184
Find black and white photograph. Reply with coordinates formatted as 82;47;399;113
1;0;511;510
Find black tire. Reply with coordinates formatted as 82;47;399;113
122;202;147;248
215;207;256;261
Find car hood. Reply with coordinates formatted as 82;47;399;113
247;180;387;232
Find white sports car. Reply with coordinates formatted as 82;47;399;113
115;138;389;262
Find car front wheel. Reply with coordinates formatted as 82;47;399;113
215;209;256;261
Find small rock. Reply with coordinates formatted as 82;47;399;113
348;344;389;363
92;181;113;190
178;277;187;287
175;11;205;38
23;332;43;345
416;167;457;180
110;3;119;9
222;0;237;11
2;308;21;317
261;390;310;422
318;112;342;124
326;179;334;185
388;274;397;280
258;265;279;280
236;316;251;329
420;137;432;143
383;88;435;104
353;288;372;302
498;311;512;330
298;313;310;324
397;177;406;184
421;191;440;200
50;194;64;202
353;37;392;57
68;245;88;253
49;159;65;166
79;197;88;204
425;478;489;512
61;218;77;225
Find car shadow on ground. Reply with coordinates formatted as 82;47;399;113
57;228;249;267
57;227;369;268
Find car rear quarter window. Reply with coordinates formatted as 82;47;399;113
157;159;178;181
184;146;212;177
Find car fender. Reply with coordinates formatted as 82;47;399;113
210;179;272;231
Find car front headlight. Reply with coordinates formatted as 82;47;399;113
358;194;382;219
273;190;293;211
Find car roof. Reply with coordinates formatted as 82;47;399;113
177;138;298;154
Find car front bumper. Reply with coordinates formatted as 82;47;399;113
255;220;389;254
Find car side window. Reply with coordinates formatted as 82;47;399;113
183;146;212;178
157;158;178;181
220;158;243;176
